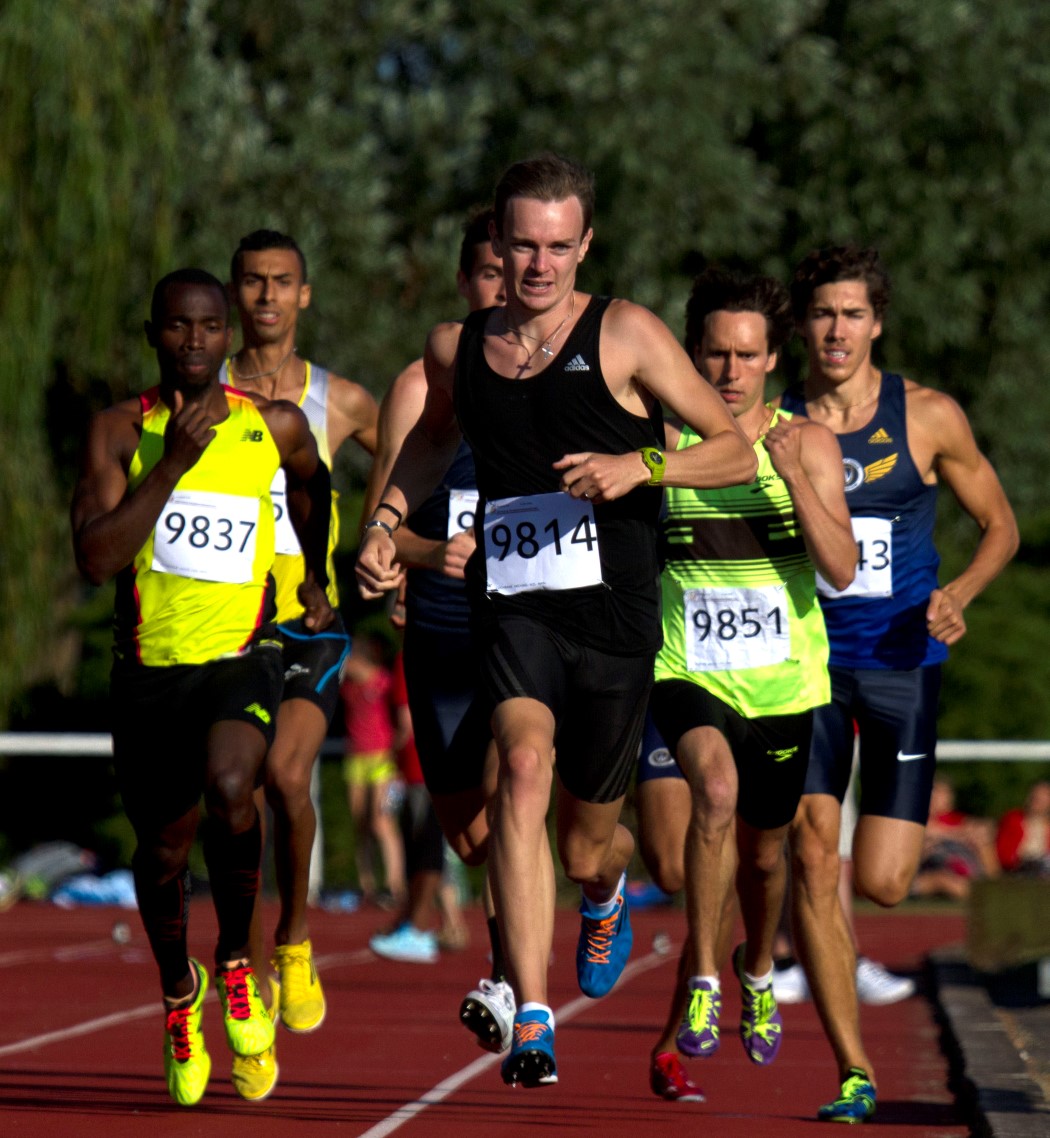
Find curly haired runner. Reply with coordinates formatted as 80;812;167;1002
640;267;856;1105
781;245;1018;1122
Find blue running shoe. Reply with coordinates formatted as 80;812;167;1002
733;943;783;1065
576;884;632;998
500;1009;558;1087
676;978;721;1057
817;1067;876;1123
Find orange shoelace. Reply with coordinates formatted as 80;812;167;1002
514;1020;550;1046
582;904;621;964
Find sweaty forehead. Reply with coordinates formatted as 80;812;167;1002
503;195;586;237
470;242;502;274
702;309;769;350
810;279;872;310
239;248;302;279
161;281;228;321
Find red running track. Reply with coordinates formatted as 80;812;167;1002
0;899;968;1137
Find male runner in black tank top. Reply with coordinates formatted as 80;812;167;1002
357;153;756;1089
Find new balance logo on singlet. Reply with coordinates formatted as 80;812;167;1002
244;702;272;725
867;427;893;444
564;354;590;372
241;429;264;443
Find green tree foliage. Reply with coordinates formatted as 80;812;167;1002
0;0;181;725
4;0;1049;752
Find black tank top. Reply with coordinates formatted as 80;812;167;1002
454;295;665;655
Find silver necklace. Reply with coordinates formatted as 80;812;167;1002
231;345;297;382
506;292;575;364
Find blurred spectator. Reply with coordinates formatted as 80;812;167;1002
996;779;1050;876
910;778;999;900
340;632;406;908
369;651;469;963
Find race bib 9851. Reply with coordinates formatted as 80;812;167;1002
684;586;790;672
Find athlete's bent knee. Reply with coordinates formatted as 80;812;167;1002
644;849;684;895
206;767;258;825
266;762;312;813
853;864;912;908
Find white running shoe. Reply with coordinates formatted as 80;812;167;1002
460;978;516;1053
855;958;916;1005
369;924;438;964
771;963;810;1004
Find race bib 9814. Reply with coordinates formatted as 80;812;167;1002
484;492;602;595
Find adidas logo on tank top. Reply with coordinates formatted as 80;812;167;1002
564;354;590;372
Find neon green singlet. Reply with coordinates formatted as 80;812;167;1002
654;409;830;717
113;387;280;666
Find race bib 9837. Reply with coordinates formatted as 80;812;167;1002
152;490;260;583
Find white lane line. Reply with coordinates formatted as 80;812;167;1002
0;938;122;968
356;950;670;1138
0;1002;160;1058
0;947;376;1057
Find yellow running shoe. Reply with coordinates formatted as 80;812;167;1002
272;939;326;1033
216;961;276;1056
231;976;280;1102
163;959;212;1107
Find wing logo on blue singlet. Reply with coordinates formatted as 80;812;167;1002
842;452;898;492
864;453;898;483
843;457;865;492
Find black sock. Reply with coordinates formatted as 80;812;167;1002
203;817;261;966
488;916;507;983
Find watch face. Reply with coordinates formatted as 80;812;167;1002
649;449;664;464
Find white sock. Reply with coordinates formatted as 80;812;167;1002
744;967;774;990
582;871;626;917
519;1002;555;1028
690;974;721;991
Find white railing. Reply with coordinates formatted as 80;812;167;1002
1;733;1049;760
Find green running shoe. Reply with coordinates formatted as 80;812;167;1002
217;961;276;1057
817;1067;876;1123
733;943;783;1065
231;975;280;1102
163;959;211;1107
676;978;722;1057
